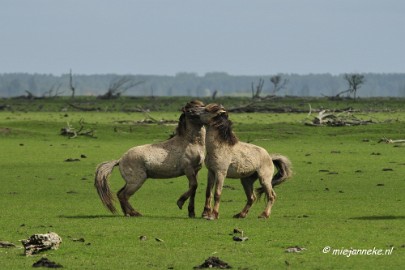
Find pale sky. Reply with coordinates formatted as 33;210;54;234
1;0;404;76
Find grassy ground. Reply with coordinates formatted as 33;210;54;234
0;97;404;269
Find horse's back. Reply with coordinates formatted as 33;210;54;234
120;139;200;179
225;142;272;178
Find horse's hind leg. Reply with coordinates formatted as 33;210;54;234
177;169;198;218
234;175;257;218
257;173;276;219
117;167;147;217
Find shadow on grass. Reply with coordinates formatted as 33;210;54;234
350;215;405;220
59;215;121;219
58;214;191;220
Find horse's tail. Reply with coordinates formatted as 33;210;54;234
94;160;120;213
270;154;293;187
256;154;292;200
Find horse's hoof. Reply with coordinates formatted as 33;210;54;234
257;213;269;219
188;212;196;218
177;199;185;210
201;211;211;219
212;211;219;219
204;215;215;221
233;213;246;219
202;212;215;220
125;212;142;217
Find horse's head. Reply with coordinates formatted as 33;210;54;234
200;103;238;145
182;100;205;119
176;100;206;137
199;103;228;125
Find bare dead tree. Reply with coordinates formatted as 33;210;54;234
270;75;288;94
344;73;365;100
24;90;36;100
334;73;365;99
212;89;218;100
69;69;76;99
43;83;64;98
251;78;265;99
99;76;145;99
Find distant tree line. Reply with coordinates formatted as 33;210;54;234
1;72;405;98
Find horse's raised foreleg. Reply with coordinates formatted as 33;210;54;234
202;170;215;219
234;175;257;218
177;169;199;218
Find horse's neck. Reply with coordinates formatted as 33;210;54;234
205;126;226;153
184;122;205;145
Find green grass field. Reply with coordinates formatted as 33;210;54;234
0;97;404;269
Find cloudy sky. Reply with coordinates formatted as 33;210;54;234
1;0;404;76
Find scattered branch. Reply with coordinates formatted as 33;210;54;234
378;137;405;144
137;112;177;124
42;83;64;98
98;76;145;99
60;119;96;138
305;110;374;126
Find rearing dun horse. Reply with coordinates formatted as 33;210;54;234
198;104;292;219
94;100;205;217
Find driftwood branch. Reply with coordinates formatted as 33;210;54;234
60;119;96;138
305;110;373;126
378;137;405;144
21;232;62;256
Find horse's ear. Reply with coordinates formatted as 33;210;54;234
218;109;228;118
218;109;226;114
215;111;228;122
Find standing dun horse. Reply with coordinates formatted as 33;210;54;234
94;100;205;217
198;104;293;219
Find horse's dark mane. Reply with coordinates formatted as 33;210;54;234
171;100;205;138
175;113;187;137
211;113;238;145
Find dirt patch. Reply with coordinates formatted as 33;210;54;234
0;127;11;134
